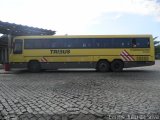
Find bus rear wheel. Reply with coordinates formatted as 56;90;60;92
96;60;110;72
111;60;124;72
28;61;41;73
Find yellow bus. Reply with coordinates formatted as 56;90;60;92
9;35;155;72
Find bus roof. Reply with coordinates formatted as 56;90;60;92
14;34;153;39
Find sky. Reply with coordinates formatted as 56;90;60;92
0;0;160;41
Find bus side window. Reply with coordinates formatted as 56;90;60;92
51;43;56;48
132;38;137;48
83;43;86;47
13;39;23;54
147;41;150;47
136;38;150;48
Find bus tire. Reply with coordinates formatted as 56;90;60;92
111;60;124;72
28;61;41;73
96;60;110;72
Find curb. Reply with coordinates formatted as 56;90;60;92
0;70;13;74
0;64;3;69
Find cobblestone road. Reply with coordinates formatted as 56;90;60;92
0;61;160;120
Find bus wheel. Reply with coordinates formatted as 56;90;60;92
97;60;110;72
28;61;41;73
111;60;124;72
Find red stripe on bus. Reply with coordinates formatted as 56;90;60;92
43;57;48;62
124;50;135;61
120;53;129;61
121;51;133;61
40;59;44;62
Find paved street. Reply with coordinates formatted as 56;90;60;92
0;61;160;120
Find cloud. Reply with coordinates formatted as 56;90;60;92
48;0;160;33
131;0;160;21
112;14;123;20
95;0;160;21
0;0;160;34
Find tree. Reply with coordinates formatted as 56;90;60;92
155;45;160;54
154;41;160;45
154;38;160;55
